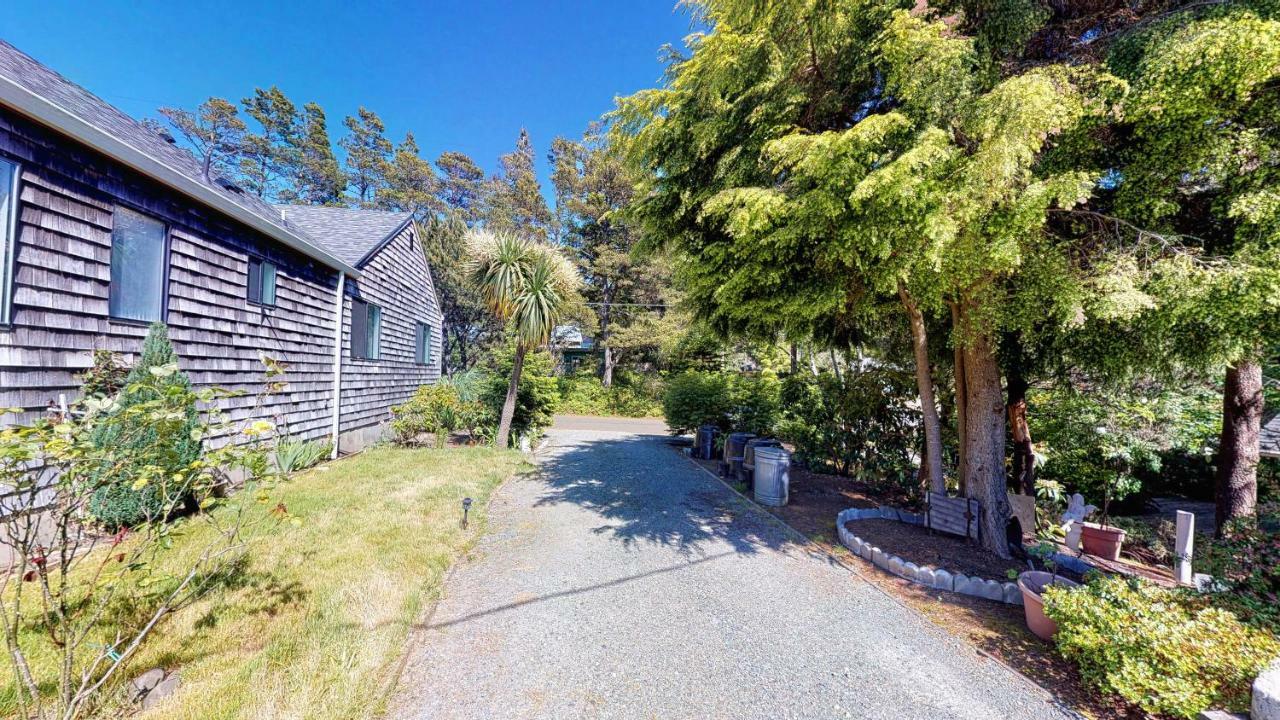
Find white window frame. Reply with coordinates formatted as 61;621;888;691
0;158;20;325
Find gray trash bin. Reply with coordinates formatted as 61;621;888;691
695;425;720;460
723;432;756;479
753;446;792;506
741;438;782;489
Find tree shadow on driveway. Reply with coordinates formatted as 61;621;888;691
532;431;795;557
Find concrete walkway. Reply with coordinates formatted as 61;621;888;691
389;419;1074;719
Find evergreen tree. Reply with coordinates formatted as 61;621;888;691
340;107;392;207
379;132;440;219
420;214;501;372
435;151;486;224
239;86;302;201
289;102;346;205
88;323;201;530
158;97;246;181
484;129;554;240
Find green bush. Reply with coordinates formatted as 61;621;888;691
392;383;466;447
1044;575;1280;718
87;323;201;530
1199;515;1280;631
662;371;732;434
556;373;663;418
727;372;781;436
777;369;921;502
481;342;559;444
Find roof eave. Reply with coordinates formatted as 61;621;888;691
0;75;360;278
354;214;415;268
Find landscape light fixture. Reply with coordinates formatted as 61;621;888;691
461;497;473;529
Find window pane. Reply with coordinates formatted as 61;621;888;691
423;324;432;364
109;208;166;322
350;299;368;359
261;262;277;305
367;306;381;360
247;258;262;303
0;159;16;324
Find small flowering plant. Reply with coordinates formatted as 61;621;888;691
0;357;292;719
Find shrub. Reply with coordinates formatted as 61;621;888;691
557;373;663;418
1198;515;1280;631
777;369;921;502
274;436;332;473
727;372;780;436
662;371;732;434
87;323;201;530
392;383;465;447
1044;575;1280;718
79;349;128;399
481;343;559;444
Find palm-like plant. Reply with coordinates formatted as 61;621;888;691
467;229;580;448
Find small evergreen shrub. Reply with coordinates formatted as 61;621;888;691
1044;575;1280;719
87;323;201;530
727;372;781;437
480;343;559;444
662;371;732;434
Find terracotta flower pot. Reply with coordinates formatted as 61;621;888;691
1080;522;1126;561
1017;571;1079;641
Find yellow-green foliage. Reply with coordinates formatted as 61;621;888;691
0;446;528;720
556;374;663;418
1044;576;1280;718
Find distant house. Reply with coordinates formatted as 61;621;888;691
0;40;442;454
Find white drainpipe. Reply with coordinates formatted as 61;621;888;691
330;271;345;459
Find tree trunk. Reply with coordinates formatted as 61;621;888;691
951;302;968;496
1215;359;1262;534
599;283;614;388
829;348;844;387
790;343;798;374
961;319;1011;558
602;345;615;388
899;286;945;494
495;343;527;449
1006;362;1035;496
808;347;819;377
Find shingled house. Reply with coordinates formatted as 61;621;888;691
0;40;442;454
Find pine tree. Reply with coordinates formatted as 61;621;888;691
158;97;246;181
340;107;392;207
379;132;440;218
239;86;302;201
435;151;486;224
288;102;345;205
484;129;554;240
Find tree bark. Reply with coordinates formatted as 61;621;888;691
1214;359;1262;534
790;343;798;375
599;283;614;388
951;302;968;496
495;342;527;449
602;345;615;388
898;286;946;494
829;348;844;387
960;318;1011;558
1006;360;1035;496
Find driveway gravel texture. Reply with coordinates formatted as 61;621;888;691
389;420;1076;720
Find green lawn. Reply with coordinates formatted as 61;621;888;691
2;446;528;720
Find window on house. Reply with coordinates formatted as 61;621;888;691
415;322;433;365
108;207;167;322
0;158;18;325
350;299;381;360
247;258;277;306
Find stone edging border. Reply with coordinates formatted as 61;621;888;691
836;507;1023;606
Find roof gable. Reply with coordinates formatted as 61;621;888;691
275;206;413;267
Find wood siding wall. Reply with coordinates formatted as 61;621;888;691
0;108;340;441
340;222;443;436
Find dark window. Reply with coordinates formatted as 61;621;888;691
415;322;433;365
350;299;381;360
109;207;167;322
0;158;18;324
247;258;277;306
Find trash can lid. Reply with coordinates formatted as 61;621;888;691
754;446;790;461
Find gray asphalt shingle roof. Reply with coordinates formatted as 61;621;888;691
275;206;413;267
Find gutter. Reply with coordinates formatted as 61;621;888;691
330;271;345;459
0;76;361;278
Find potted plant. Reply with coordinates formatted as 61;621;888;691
1014;543;1079;641
1080;451;1127;560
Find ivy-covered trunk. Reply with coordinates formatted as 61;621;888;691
496;342;527;449
899;286;945;494
1215;360;1261;534
960;322;1011;558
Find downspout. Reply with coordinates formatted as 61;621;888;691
330;271;345;459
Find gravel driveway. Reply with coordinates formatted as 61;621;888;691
388;421;1074;719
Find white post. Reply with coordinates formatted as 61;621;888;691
58;393;68;417
1175;510;1194;585
329;271;345;460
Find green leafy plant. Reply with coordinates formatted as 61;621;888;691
78;350;129;400
87;323;202;530
1198;515;1280;631
479;341;559;444
273;436;332;474
661;371;732;434
556;373;663;418
1044;575;1280;718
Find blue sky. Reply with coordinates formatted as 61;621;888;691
3;0;695;196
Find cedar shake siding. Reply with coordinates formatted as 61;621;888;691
0;106;341;442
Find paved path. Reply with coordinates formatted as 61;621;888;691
389;420;1073;719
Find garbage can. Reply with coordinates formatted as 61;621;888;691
695;425;720;460
723;432;756;480
753;446;792;506
741;438;782;489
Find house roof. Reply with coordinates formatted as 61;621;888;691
1263;412;1280;459
275;206;414;267
0;40;360;276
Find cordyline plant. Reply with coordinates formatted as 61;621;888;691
0;357;291;719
